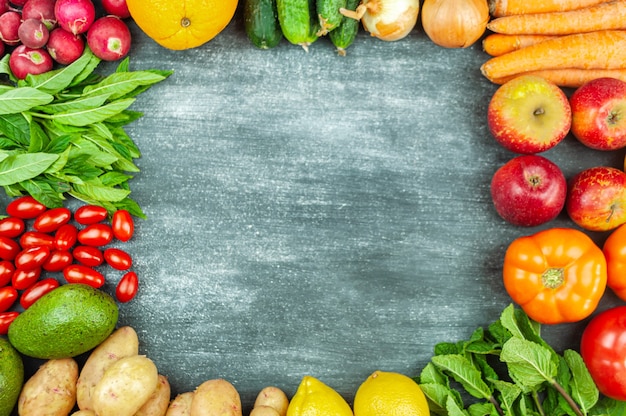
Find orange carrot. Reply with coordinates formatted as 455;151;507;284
487;0;626;35
491;69;626;88
482;33;557;56
480;30;626;82
488;0;611;17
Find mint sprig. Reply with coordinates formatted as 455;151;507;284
417;304;626;416
0;47;173;218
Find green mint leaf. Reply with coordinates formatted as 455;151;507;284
419;383;451;414
0;87;53;114
420;362;447;385
467;401;495;416
445;394;470;416
0;153;58;186
490;379;521;414
72;181;130;202
36;98;136;127
432;354;493;400
500;337;557;391
18;47;96;94
35;92;113;114
82;71;170;101
590;396;626;415
0;113;30;147
564;349;599;413
435;342;460;356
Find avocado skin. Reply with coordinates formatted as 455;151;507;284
8;284;119;359
0;337;24;416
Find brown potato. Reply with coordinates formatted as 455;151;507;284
77;326;139;410
135;374;171;416
253;387;289;416
70;411;97;416
189;379;242;416
92;355;159;416
250;406;281;416
18;358;79;416
165;392;194;416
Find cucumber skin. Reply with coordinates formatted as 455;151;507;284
277;0;319;47
316;0;347;36
329;0;360;54
244;0;283;49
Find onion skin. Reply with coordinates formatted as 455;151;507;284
422;0;489;48
359;0;420;41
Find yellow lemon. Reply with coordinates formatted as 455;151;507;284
353;370;430;416
126;0;238;50
287;375;353;416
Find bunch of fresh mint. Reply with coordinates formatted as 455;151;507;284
0;47;172;218
417;304;626;416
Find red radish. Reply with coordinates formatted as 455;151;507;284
22;0;58;30
47;27;84;64
0;42;4;57
0;0;10;14
18;19;50;49
102;0;130;19
87;15;131;61
9;0;27;6
54;0;95;35
9;45;54;79
0;11;21;46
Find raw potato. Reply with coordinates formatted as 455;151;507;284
250;406;281;416
165;392;194;416
71;411;97;416
189;379;242;416
253;386;289;416
136;374;171;416
77;326;140;410
92;355;159;416
18;358;79;416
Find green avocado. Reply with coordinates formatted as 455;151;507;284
8;284;118;359
0;337;24;416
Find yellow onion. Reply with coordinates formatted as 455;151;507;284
343;0;420;41
421;0;489;48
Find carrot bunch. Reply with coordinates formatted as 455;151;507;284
480;0;626;87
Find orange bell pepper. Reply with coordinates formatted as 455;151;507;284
503;227;607;324
603;223;626;301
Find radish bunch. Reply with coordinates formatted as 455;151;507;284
0;0;132;79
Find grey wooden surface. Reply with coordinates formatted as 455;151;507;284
13;7;625;413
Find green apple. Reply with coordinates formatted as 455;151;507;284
487;75;571;154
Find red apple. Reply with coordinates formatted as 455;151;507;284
491;155;567;227
570;77;626;151
487;75;571;154
566;166;626;232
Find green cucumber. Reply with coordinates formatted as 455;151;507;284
316;0;347;36
329;0;360;55
277;0;320;51
244;0;283;49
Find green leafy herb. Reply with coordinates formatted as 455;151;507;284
0;47;173;218
417;304;623;416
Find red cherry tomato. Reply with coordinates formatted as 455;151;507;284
43;250;73;272
77;223;113;247
0;286;18;312
0;261;15;287
14;246;50;270
63;264;105;288
0;311;19;335
72;245;104;267
0;217;25;238
54;223;78;251
74;204;108;225
116;271;138;303
0;236;21;261
19;231;55;249
112;209;134;242
33;207;71;233
104;247;132;270
12;267;41;290
581;305;626;401
6;196;47;219
20;278;59;309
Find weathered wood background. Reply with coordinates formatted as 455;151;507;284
12;5;625;413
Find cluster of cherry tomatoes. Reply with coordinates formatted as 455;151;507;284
0;195;137;334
